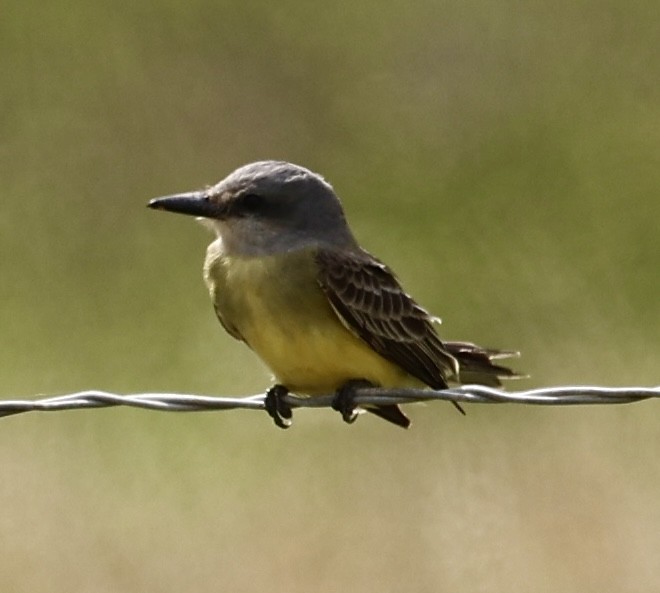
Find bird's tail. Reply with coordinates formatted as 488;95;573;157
445;341;523;387
365;344;522;427
366;404;411;428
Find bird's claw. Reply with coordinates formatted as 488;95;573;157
264;384;293;429
332;380;372;424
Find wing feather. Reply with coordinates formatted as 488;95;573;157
315;249;459;389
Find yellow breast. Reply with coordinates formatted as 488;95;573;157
203;247;413;393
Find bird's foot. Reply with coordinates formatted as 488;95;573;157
264;384;293;429
332;379;373;425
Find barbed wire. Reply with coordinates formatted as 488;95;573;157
0;385;657;422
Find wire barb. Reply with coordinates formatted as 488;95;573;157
0;385;658;421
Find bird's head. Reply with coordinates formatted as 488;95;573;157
149;161;356;255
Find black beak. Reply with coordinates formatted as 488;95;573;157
148;191;221;218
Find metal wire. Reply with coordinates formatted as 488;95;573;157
0;385;657;421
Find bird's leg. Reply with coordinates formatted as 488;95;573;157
264;384;293;429
332;379;374;425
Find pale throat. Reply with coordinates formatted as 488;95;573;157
197;217;339;258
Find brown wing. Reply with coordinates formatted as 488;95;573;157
315;248;459;389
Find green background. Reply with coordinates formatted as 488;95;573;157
2;1;658;591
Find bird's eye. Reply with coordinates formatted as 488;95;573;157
240;193;262;211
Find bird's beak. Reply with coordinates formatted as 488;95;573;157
148;191;222;219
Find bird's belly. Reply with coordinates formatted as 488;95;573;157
249;318;411;394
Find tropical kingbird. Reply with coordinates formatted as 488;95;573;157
149;161;519;428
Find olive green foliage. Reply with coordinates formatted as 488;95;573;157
1;1;658;591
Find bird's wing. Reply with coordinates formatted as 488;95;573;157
315;248;459;388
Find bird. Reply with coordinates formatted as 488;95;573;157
148;161;520;428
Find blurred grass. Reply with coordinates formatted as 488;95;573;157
1;0;658;591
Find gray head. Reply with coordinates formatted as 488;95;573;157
149;161;357;255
